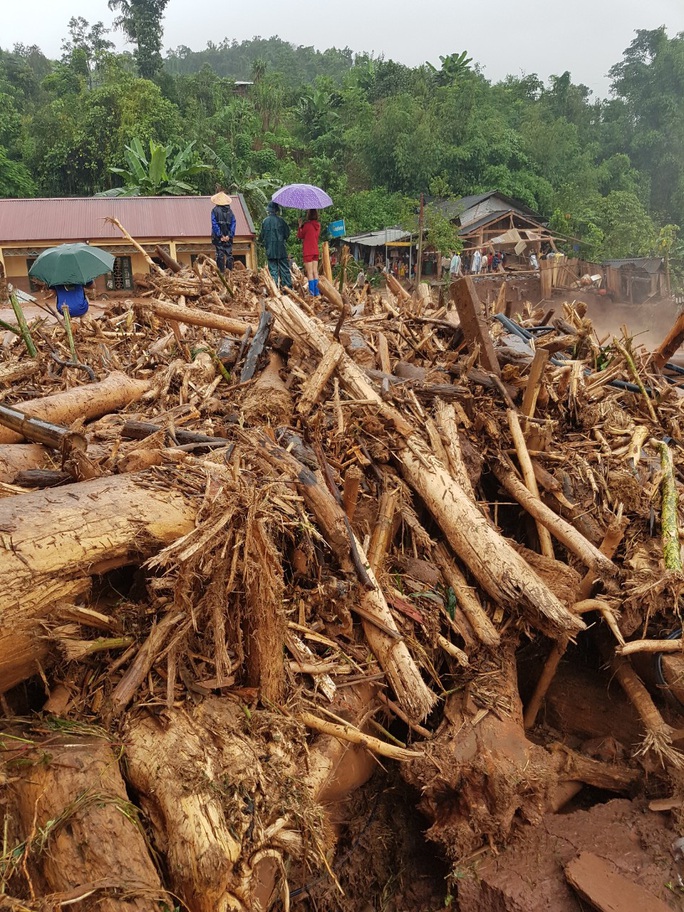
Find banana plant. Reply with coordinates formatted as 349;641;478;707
97;137;210;196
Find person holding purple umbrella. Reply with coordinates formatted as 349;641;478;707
297;209;321;296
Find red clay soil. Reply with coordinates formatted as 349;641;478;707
456;798;683;912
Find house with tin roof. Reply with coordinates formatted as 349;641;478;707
431;191;558;261
0;195;257;295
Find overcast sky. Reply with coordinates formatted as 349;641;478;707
4;0;684;97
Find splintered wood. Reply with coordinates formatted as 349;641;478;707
2;253;684;911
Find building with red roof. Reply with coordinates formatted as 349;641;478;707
0;195;257;294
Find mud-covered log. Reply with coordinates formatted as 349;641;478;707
0;371;151;444
125;699;307;912
6;732;165;911
0;472;196;693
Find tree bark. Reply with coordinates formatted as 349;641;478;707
7;733;165;911
141;297;255;336
0;472;196;693
0;443;50;482
0;371;151;444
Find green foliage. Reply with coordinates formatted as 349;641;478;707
108;0;170;78
98;137;209;196
0;24;682;272
202;146;279;220
426;51;473;87
0;147;35;197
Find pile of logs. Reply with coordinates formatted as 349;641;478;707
3;243;684;911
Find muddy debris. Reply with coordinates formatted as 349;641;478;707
2;240;684;910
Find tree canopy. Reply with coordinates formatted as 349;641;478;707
0;25;682;266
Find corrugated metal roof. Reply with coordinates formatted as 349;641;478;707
344;228;412;247
603;257;664;274
0;195;255;243
458;209;547;236
430;192;542;225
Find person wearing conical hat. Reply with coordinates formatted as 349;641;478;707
210;191;236;272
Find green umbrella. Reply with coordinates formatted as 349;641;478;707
28;243;116;287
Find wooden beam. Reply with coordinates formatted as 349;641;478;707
450;276;500;375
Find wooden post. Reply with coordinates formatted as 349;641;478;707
416;193;424;285
521;349;550;423
450;276;501;375
321;241;333;282
652;311;684;370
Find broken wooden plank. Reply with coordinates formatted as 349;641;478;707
450;275;501;375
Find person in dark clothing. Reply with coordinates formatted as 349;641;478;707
260;201;292;288
210;191;236;272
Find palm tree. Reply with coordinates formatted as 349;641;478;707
96;138;210;196
203;146;279;220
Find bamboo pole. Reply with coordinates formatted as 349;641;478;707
507;409;554;558
61;307;78;363
614;339;658;423
299;711;422;761
106;216;164;273
433;400;476;501
367;486;400;573
492;459;615;575
321;241;333;282
433;543;500;648
521;348;550;423
0;405;87;456
657;440;682;571
9;290;37;357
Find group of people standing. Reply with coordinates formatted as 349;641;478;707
210;191;323;298
449;248;505;279
258;202;322;296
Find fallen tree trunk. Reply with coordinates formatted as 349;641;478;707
265;281;584;638
125;699;306;912
0;443;50;482
141;297;255;336
0;371;151;444
5;732;165;911
0;472;196;693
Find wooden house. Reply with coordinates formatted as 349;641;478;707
432;191;558;263
0;195;257;295
602;257;668;304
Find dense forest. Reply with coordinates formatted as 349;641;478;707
1;7;683;269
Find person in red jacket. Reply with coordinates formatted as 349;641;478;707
297;209;321;296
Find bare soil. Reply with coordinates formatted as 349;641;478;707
456;798;684;912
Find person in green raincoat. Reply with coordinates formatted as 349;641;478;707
259;201;292;288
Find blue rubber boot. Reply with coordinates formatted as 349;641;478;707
308;279;315;295
313;279;320;296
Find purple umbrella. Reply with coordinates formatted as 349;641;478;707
272;183;333;210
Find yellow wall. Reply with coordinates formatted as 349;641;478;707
0;236;257;292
